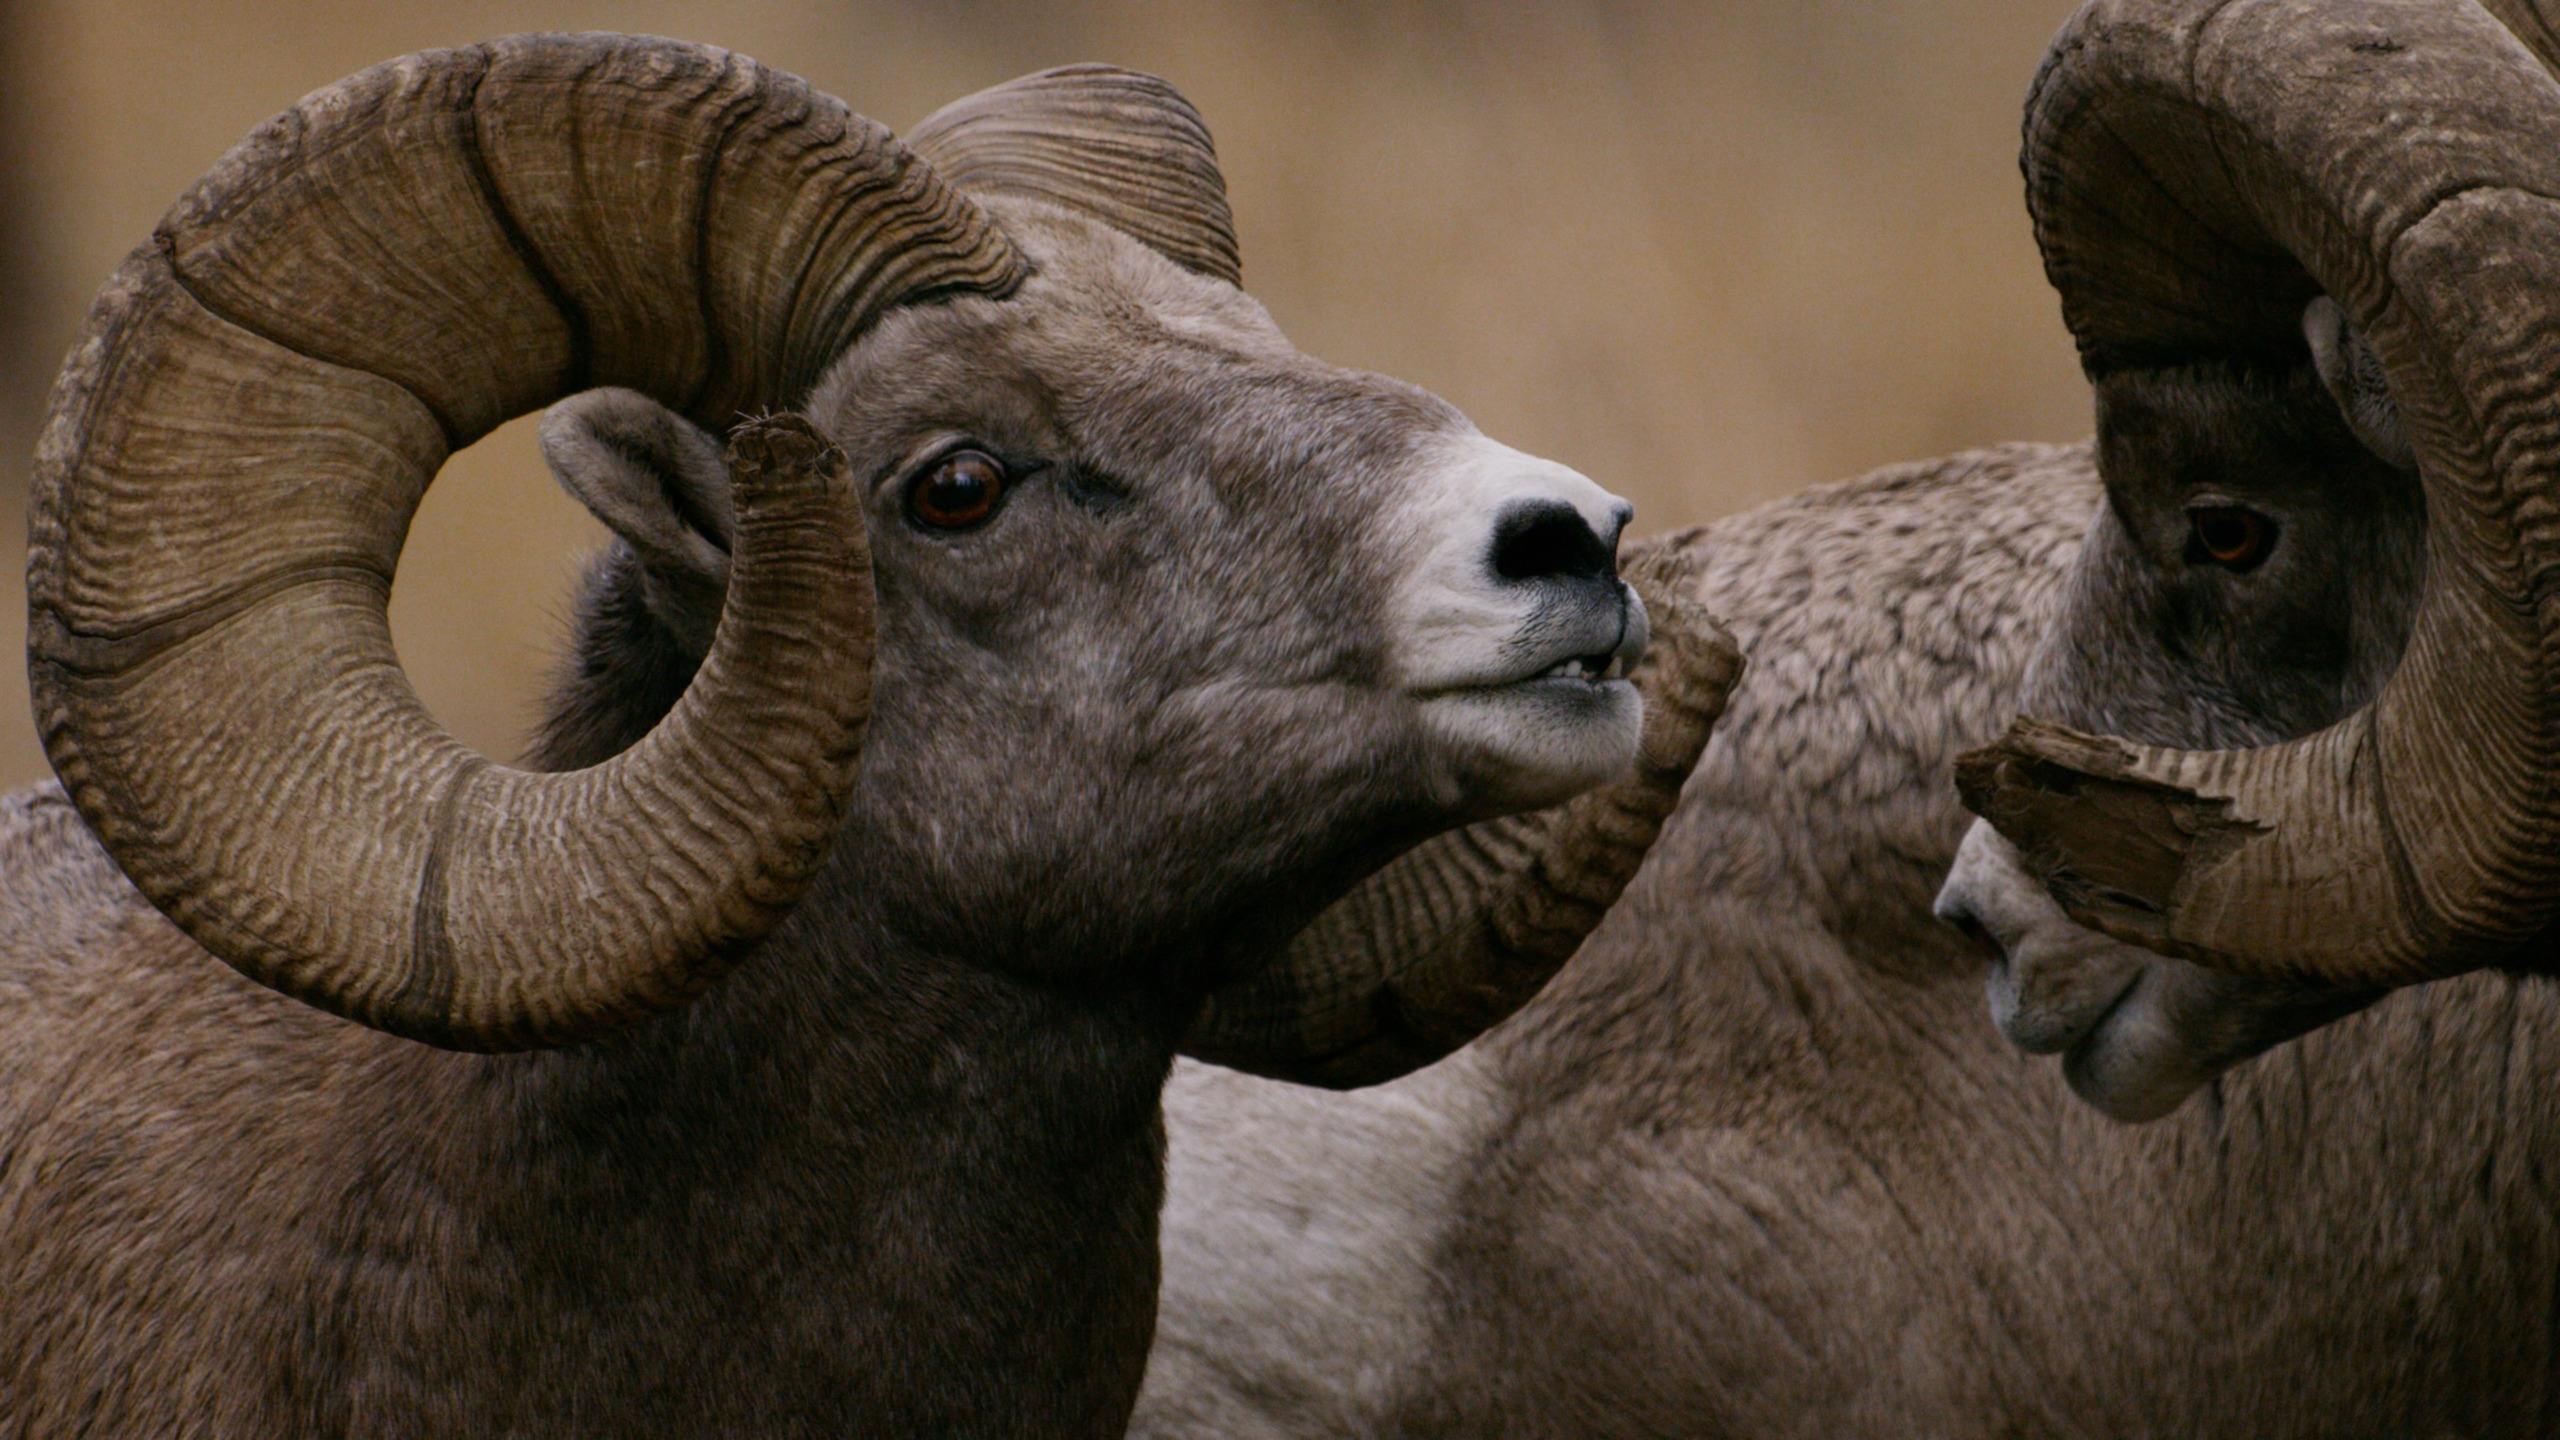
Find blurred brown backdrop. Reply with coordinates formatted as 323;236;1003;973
0;0;2089;786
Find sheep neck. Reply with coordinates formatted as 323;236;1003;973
441;856;1181;1435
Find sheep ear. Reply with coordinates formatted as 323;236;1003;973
2303;297;2417;473
540;387;735;651
907;65;1241;285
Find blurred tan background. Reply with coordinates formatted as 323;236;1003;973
0;0;2090;786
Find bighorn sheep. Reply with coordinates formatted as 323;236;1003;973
1135;5;2560;1431
0;39;1740;1436
1941;0;2560;1117
1136;447;2560;1440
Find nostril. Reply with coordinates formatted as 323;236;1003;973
1490;500;1615;584
1934;896;2006;964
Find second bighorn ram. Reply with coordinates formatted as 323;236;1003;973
1136;3;2560;1433
1140;450;2560;1437
0;39;1739;1438
1943;0;2560;1114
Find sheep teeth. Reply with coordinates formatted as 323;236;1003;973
1538;654;1624;684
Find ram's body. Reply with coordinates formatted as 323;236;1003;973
1137;444;2560;1439
0;41;1742;1439
0;772;1192;1436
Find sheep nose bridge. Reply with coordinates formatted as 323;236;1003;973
1487;498;1628;585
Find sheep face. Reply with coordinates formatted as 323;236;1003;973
1940;0;2560;1112
547;201;1646;989
29;36;1674;1051
1936;345;2416;1119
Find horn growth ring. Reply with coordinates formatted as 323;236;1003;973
28;35;1024;1048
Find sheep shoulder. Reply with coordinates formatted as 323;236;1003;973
0;784;481;1436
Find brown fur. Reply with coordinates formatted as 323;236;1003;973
0;201;1626;1437
1141;443;2560;1437
1938;346;2443;1117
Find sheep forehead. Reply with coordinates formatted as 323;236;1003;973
817;202;1471;532
988;197;1300;363
1002;209;1460;478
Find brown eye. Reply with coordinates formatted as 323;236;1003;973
909;450;1006;530
2188;503;2276;572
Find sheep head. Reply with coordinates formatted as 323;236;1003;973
1937;0;2560;1117
32;40;1740;1059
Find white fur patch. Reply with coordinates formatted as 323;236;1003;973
1381;433;1643;809
1129;1053;1499;1439
1385;433;1631;695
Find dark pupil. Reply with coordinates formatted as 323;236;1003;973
2191;506;2269;567
919;454;1000;527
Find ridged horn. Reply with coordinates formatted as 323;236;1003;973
1955;0;2560;987
1180;545;1741;1087
907;64;1240;284
27;34;1025;1050
2480;0;2560;70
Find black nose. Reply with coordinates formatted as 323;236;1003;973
1490;500;1623;584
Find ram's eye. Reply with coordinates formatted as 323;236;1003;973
2187;502;2276;572
909;450;1006;530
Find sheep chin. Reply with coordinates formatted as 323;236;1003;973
1413;678;1641;816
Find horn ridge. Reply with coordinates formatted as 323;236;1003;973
909;63;1241;284
31;35;1016;1048
1970;0;2560;984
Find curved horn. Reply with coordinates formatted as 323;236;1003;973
29;35;1024;1050
1180;546;1741;1088
2480;0;2560;70
1954;0;2560;987
907;64;1240;284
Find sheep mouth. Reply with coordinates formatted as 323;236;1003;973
1428;647;1634;700
1442;590;1648;698
1408;599;1646;810
1526;650;1629;686
2052;964;2147;1064
1993;942;2145;1057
